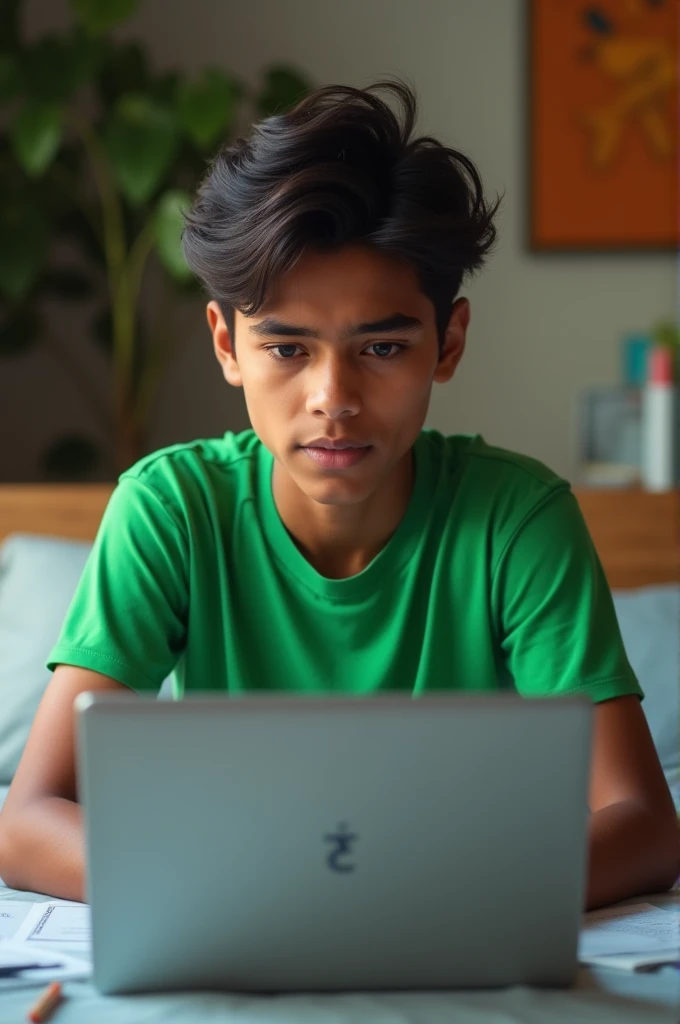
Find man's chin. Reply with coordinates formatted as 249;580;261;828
310;491;368;507
292;470;374;507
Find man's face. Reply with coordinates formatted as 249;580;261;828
207;245;469;507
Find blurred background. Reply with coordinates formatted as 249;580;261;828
1;0;677;485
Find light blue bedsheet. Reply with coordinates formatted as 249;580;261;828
0;953;677;1024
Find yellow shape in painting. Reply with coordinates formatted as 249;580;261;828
579;36;675;169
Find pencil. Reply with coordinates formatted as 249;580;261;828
26;981;62;1023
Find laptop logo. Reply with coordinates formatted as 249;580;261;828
324;823;358;873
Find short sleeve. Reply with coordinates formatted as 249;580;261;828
491;488;643;703
46;477;188;692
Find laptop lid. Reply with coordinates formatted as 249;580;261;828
76;692;592;994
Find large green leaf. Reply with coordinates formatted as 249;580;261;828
652;321;680;348
0;0;21;48
22;32;100;102
0;202;48;300
152;70;181;106
10;101;63;177
96;41;148;107
22;36;72;100
0;305;41;356
154;189;193;280
0;53;20;103
104;94;179;206
69;27;107;88
177;69;241;150
255;66;310;118
70;0;139;35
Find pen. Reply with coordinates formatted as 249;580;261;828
26;981;63;1023
0;964;61;979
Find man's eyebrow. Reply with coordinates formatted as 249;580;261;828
248;312;423;340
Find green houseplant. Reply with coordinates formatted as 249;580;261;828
0;0;310;478
651;320;680;382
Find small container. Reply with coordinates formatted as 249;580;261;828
622;334;650;388
640;346;677;492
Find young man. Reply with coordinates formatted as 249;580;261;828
0;81;678;908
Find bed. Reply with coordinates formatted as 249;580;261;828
0;482;678;1023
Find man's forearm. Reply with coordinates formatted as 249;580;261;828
0;797;85;903
2;796;677;911
586;800;680;911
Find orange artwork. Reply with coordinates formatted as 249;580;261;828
529;0;678;249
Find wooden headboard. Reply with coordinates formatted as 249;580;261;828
572;488;680;589
0;484;678;590
0;485;114;545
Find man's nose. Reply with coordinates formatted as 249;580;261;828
305;357;361;419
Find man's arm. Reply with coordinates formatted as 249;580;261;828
585;694;680;910
0;665;132;902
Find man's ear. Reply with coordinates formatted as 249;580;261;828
207;301;243;387
433;297;470;384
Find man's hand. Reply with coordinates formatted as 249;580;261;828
585;695;680;910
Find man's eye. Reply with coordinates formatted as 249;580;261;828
367;343;404;359
267;344;300;360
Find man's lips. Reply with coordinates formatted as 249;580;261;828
300;445;373;469
301;438;372;450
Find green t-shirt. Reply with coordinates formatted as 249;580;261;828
47;429;643;704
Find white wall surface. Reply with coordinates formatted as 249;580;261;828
3;0;674;480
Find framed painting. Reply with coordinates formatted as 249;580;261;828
528;0;678;250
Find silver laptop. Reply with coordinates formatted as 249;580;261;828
75;692;592;995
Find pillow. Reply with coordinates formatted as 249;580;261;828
0;534;94;784
0;533;173;784
612;584;680;808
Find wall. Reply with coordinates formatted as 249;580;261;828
3;0;675;481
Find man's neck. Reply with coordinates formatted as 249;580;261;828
271;450;415;579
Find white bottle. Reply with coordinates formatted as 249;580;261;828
641;346;677;492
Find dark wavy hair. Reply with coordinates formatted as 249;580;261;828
182;78;501;353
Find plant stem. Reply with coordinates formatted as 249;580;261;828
66;109;139;465
125;218;157;421
127;219;156;306
65;111;126;310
